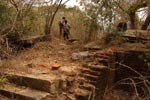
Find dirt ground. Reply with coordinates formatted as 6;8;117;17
0;37;150;100
0;38;84;74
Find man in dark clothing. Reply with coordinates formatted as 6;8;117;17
58;17;65;39
63;20;70;40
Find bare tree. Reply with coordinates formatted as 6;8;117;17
6;0;35;37
41;0;70;40
44;0;63;36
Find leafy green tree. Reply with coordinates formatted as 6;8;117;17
79;0;116;40
0;0;12;36
80;0;150;32
6;0;36;40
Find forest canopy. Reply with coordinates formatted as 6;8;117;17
0;0;150;42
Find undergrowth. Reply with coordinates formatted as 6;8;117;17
0;76;7;85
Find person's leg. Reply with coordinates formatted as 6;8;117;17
60;28;62;39
66;33;69;40
63;32;66;40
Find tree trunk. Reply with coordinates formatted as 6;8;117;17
44;25;50;35
44;0;63;37
141;14;150;30
48;5;61;34
129;12;137;29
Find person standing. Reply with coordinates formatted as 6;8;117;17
63;20;70;40
58;17;65;39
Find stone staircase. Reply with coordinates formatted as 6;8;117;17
0;50;115;100
0;72;65;100
75;51;115;100
0;84;50;100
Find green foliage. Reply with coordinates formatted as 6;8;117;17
104;30;125;45
0;1;12;35
138;53;150;68
81;0;116;27
6;30;20;42
107;31;125;36
82;15;99;41
79;0;122;41
143;53;150;68
0;1;10;19
0;76;7;85
23;8;41;37
49;6;87;40
145;53;150;59
148;1;150;7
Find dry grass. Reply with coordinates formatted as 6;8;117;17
104;62;150;100
0;38;83;74
1;36;150;100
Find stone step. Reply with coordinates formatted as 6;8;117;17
97;58;109;63
87;64;108;72
89;54;110;59
99;61;108;66
1;72;62;93
0;84;50;100
81;73;99;81
78;77;97;86
80;67;102;76
79;82;96;91
66;94;76;100
0;95;15;100
75;88;91;100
